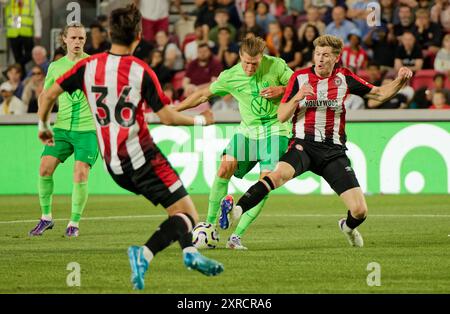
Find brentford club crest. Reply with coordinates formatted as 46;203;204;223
334;77;342;86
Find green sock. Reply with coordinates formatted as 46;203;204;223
234;196;268;237
206;176;230;224
39;176;54;216
70;182;88;223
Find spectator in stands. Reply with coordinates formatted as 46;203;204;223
394;31;423;72
25;46;49;78
238;10;265;41
85;22;111;55
133;38;155;63
366;63;384;86
297;6;326;39
346;0;371;38
266;21;282;56
52;46;66;62
208;8;237;44
185;22;214;64
213;27;239;70
155;30;184;72
279;25;302;70
217;0;242;30
0;82;27;115
325;6;358;44
150;49;173;86
133;0;185;43
429;91;450;110
393;5;415;37
194;0;217;30
22;65;44;113
364;24;397;71
380;0;396;24
3;64;25;99
183;43;223;97
322;0;347;25
431;0;450;34
255;1;276;34
413;8;443;68
341;30;368;72
299;24;320;67
427;73;450;103
434;34;450;76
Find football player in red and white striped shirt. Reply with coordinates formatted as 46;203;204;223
220;35;413;248
37;5;223;290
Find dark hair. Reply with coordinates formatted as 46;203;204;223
109;4;142;46
198;43;210;50
89;22;105;33
7;63;23;74
301;24;320;45
281;25;300;49
434;73;446;81
218;27;231;34
215;8;229;16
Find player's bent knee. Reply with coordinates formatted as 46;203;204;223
350;203;368;219
217;160;237;179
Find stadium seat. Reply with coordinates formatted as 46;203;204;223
410;69;438;90
171;70;186;92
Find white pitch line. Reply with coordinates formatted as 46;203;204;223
1;214;450;224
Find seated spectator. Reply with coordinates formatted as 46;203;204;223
429;91;450;109
269;0;287;18
25;46;50;78
413;8;443;68
346;0;371;38
183;43;223;97
212;27;239;70
154;30;184;72
297;6;326;39
279;25;302;70
52;46;66;62
266;21;282;56
149;49;173;86
366;63;383;86
255;1;276;34
0;82;27;115
3;64;25;99
325;6;358;44
238;10;265;41
208;8;237;45
431;0;450;34
368;77;409;109
380;0;396;24
341;30;368;72
426;73;450;104
194;0;217;30
22;65;44;113
322;0;347;25
434;34;450;76
216;0;242;30
364;24;397;71
393;5;415;37
185;22;214;64
85;22;111;55
133;38;155;63
394;31;423;72
299;24;320;66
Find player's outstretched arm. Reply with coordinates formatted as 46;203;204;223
175;86;213;112
37;83;64;145
156;105;214;126
278;83;314;123
366;67;413;106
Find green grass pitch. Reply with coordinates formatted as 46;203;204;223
0;194;449;293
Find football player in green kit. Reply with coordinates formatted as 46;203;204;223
176;36;293;249
29;22;98;237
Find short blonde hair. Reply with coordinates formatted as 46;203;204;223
240;36;266;57
313;35;344;56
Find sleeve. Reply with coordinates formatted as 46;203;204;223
141;68;170;113
209;70;230;96
56;63;86;95
281;72;299;103
277;58;294;86
344;68;374;97
43;63;55;90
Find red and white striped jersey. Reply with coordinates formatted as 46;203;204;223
340;46;368;71
281;66;374;145
56;52;170;175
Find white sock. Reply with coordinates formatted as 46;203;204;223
41;214;52;221
232;206;243;221
142;246;154;263
68;221;79;228
342;220;353;233
183;246;198;254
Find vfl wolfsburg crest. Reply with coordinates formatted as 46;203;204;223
68;90;84;103
250;81;272;117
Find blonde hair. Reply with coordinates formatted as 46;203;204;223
313;35;344;56
239;36;266;57
59;22;85;52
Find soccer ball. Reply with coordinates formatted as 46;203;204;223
192;222;219;249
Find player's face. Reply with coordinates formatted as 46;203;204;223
240;52;262;76
313;46;339;77
64;27;86;55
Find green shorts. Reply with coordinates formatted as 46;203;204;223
42;128;99;167
223;133;289;179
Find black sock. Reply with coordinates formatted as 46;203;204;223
145;213;194;255
345;210;366;229
178;214;196;249
236;177;274;214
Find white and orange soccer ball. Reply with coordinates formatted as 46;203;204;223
192;222;219;249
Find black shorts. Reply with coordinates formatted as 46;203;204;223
280;138;360;195
108;148;188;208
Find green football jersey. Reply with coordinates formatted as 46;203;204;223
210;55;293;139
44;53;95;131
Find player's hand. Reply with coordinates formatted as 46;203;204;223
200;109;214;125
38;130;55;146
397;67;413;81
295;83;314;102
260;86;284;99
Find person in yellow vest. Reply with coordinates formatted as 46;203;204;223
1;0;42;74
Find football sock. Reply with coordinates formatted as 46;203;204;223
142;245;154;263
206;176;230;224
39;176;54;218
70;182;88;224
236;177;274;214
344;210;366;230
145;213;195;256
234;196;268;237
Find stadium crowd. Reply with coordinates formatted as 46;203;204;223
1;0;450;115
